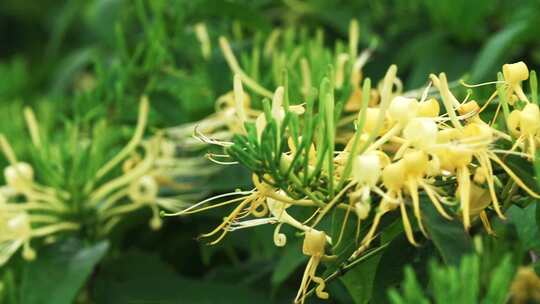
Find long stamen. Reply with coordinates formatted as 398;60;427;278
164;190;254;216
458;166;471;230
399;196;418;246
31;222;80;237
478;153;505;219
193;125;234;147
295;257;315;304
480;211;495;235
311;181;355;226
460;80;504;88
419;180;452;219
227;217;278;231
333;199;354;249
405;179;428;237
200;199;252;240
489;152;540;198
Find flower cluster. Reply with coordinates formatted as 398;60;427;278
174;20;540;303
0;98;211;266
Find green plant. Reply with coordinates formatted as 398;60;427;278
172;19;540;303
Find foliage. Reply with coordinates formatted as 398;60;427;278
1;0;540;303
388;254;516;304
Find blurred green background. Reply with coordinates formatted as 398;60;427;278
1;0;540;303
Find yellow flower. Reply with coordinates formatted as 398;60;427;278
510;267;540;304
295;229;334;304
0;208;33;264
503;61;529;103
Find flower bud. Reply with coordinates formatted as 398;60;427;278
403;118;438;149
403;150;429;177
457;101;480;116
353;153;381;186
382;161;406;191
355;201;371;220
417;98;440;117
520;103;540;135
255;113;267;141
507;110;521;137
4;163;34;193
388;96;418;124
363;108;382;133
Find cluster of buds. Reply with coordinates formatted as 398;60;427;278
0;97;212;266
177;20;540;303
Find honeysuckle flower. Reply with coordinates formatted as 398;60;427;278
503;61;529;103
331;152;388;247
0;199;79;265
0;96;210;266
430;98;540;230
0;209;34;264
167;21;540;303
417;98;440;118
294;229;334;304
347;152;391;214
4;162;33;193
164;175;275;245
1;158;68;214
507;103;540;157
388;96;419;125
402;117;438;151
353;160;406;255
355;150;448;255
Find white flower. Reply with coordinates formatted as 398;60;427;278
4;162;34;193
388;96;418;124
353;152;381;187
403;117;438;149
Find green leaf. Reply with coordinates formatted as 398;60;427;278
537;201;540;237
506;204;540;251
470;21;529;81
482;255;515;304
92;251;273;304
339;251;381;304
422;201;473;265
372;235;418;304
20;239;109;304
505;154;540;194
271;238;306;288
